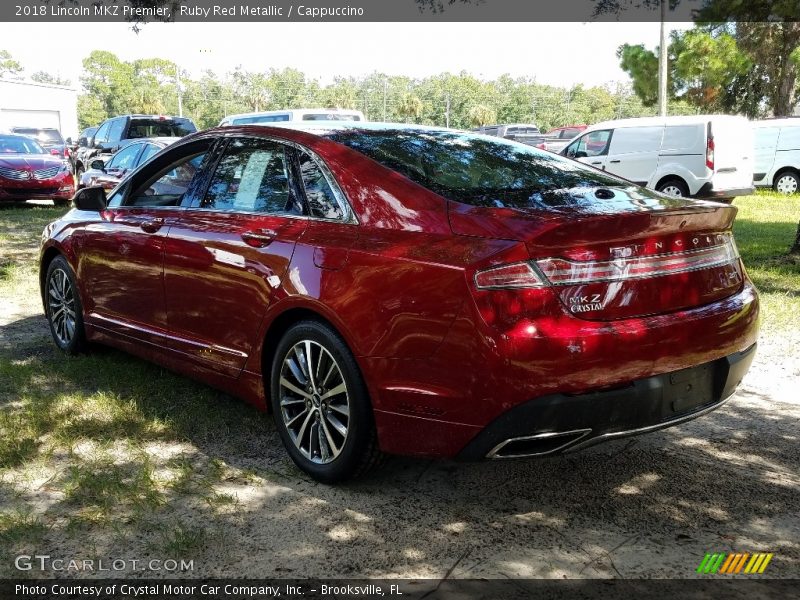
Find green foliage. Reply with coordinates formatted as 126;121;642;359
617;44;659;106
30;71;72;86
0;49;23;79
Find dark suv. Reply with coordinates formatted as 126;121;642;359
73;115;197;182
10;127;68;158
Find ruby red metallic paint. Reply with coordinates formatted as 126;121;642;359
40;125;759;463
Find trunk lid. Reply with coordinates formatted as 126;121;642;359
450;185;744;320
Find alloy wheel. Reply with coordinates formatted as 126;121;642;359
776;174;798;195
48;268;77;346
278;340;350;464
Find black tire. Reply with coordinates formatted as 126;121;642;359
44;255;87;354
270;320;381;483
773;170;799;195
656;178;690;198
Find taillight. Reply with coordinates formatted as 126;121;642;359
706;124;715;170
474;262;545;289
474;236;739;290
536;237;739;285
50;148;60;156
64;147;70;158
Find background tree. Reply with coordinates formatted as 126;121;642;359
468;104;496;127
397;94;424;123
0;50;23;79
30;71;72;86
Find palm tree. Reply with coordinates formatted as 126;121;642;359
468;104;496;128
397;94;424;123
128;86;166;114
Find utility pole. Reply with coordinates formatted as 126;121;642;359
176;64;183;117
658;0;668;117
383;78;388;122
445;93;450;128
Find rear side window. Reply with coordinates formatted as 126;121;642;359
138;143;161;166
202;138;301;215
608;126;663;155
777;126;800;151
297;151;344;220
661;125;703;152
329;129;629;209
301;113;361;121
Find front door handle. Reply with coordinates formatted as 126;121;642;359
241;229;277;248
609;160;621;164
590;161;603;166
139;217;164;233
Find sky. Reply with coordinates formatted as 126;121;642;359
1;21;690;89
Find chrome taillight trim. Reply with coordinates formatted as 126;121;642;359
536;238;741;286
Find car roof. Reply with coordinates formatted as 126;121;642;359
224;108;364;120
586;115;747;131
242;121;456;135
752;118;800;128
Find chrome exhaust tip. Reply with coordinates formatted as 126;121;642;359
486;429;592;459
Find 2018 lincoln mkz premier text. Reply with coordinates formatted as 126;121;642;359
39;123;759;482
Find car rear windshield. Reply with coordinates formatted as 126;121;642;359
328;129;629;209
127;118;197;139
12;128;63;144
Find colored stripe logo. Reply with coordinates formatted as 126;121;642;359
697;552;774;574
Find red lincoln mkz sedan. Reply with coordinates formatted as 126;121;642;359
1;134;74;205
39;123;759;482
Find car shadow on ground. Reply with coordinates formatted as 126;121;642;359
0;312;798;579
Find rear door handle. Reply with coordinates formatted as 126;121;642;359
609;160;621;164
241;229;278;248
590;161;603;165
139;217;164;233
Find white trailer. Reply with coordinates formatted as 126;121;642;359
0;78;79;140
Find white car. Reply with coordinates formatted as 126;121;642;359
562;115;754;200
752;118;800;194
219;109;366;127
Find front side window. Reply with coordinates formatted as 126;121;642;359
202;138;301;215
566;130;612;158
93;121;111;144
108;119;125;143
297;151;344;220
137;143;162;166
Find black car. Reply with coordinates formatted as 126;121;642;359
72;115;197;183
67;126;98;169
10;127;68;159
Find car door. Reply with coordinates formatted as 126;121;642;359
94;142;143;189
163;136;308;377
563;129;613;170
77;138;213;347
603;126;663;186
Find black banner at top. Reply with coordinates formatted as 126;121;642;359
1;0;800;23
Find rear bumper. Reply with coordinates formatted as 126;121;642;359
457;343;756;460
696;183;754;199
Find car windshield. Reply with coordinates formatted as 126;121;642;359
328;129;630;209
0;135;46;154
12;128;63;144
127;118;197;139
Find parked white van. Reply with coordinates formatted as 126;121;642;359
219;108;366;127
752;118;800;194
561;115;754;200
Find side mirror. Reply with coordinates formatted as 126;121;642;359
575;151;588;159
73;186;107;211
90;159;105;171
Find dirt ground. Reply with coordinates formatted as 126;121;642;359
0;205;798;581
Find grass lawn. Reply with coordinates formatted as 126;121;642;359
0;192;798;573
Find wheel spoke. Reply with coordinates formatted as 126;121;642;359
305;341;317;391
285;407;310;428
328;402;349;418
285;357;307;387
294;410;315;454
280;377;312;400
280;395;306;407
294;345;310;379
320;417;339;457
325;412;348;438
320;383;346;401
